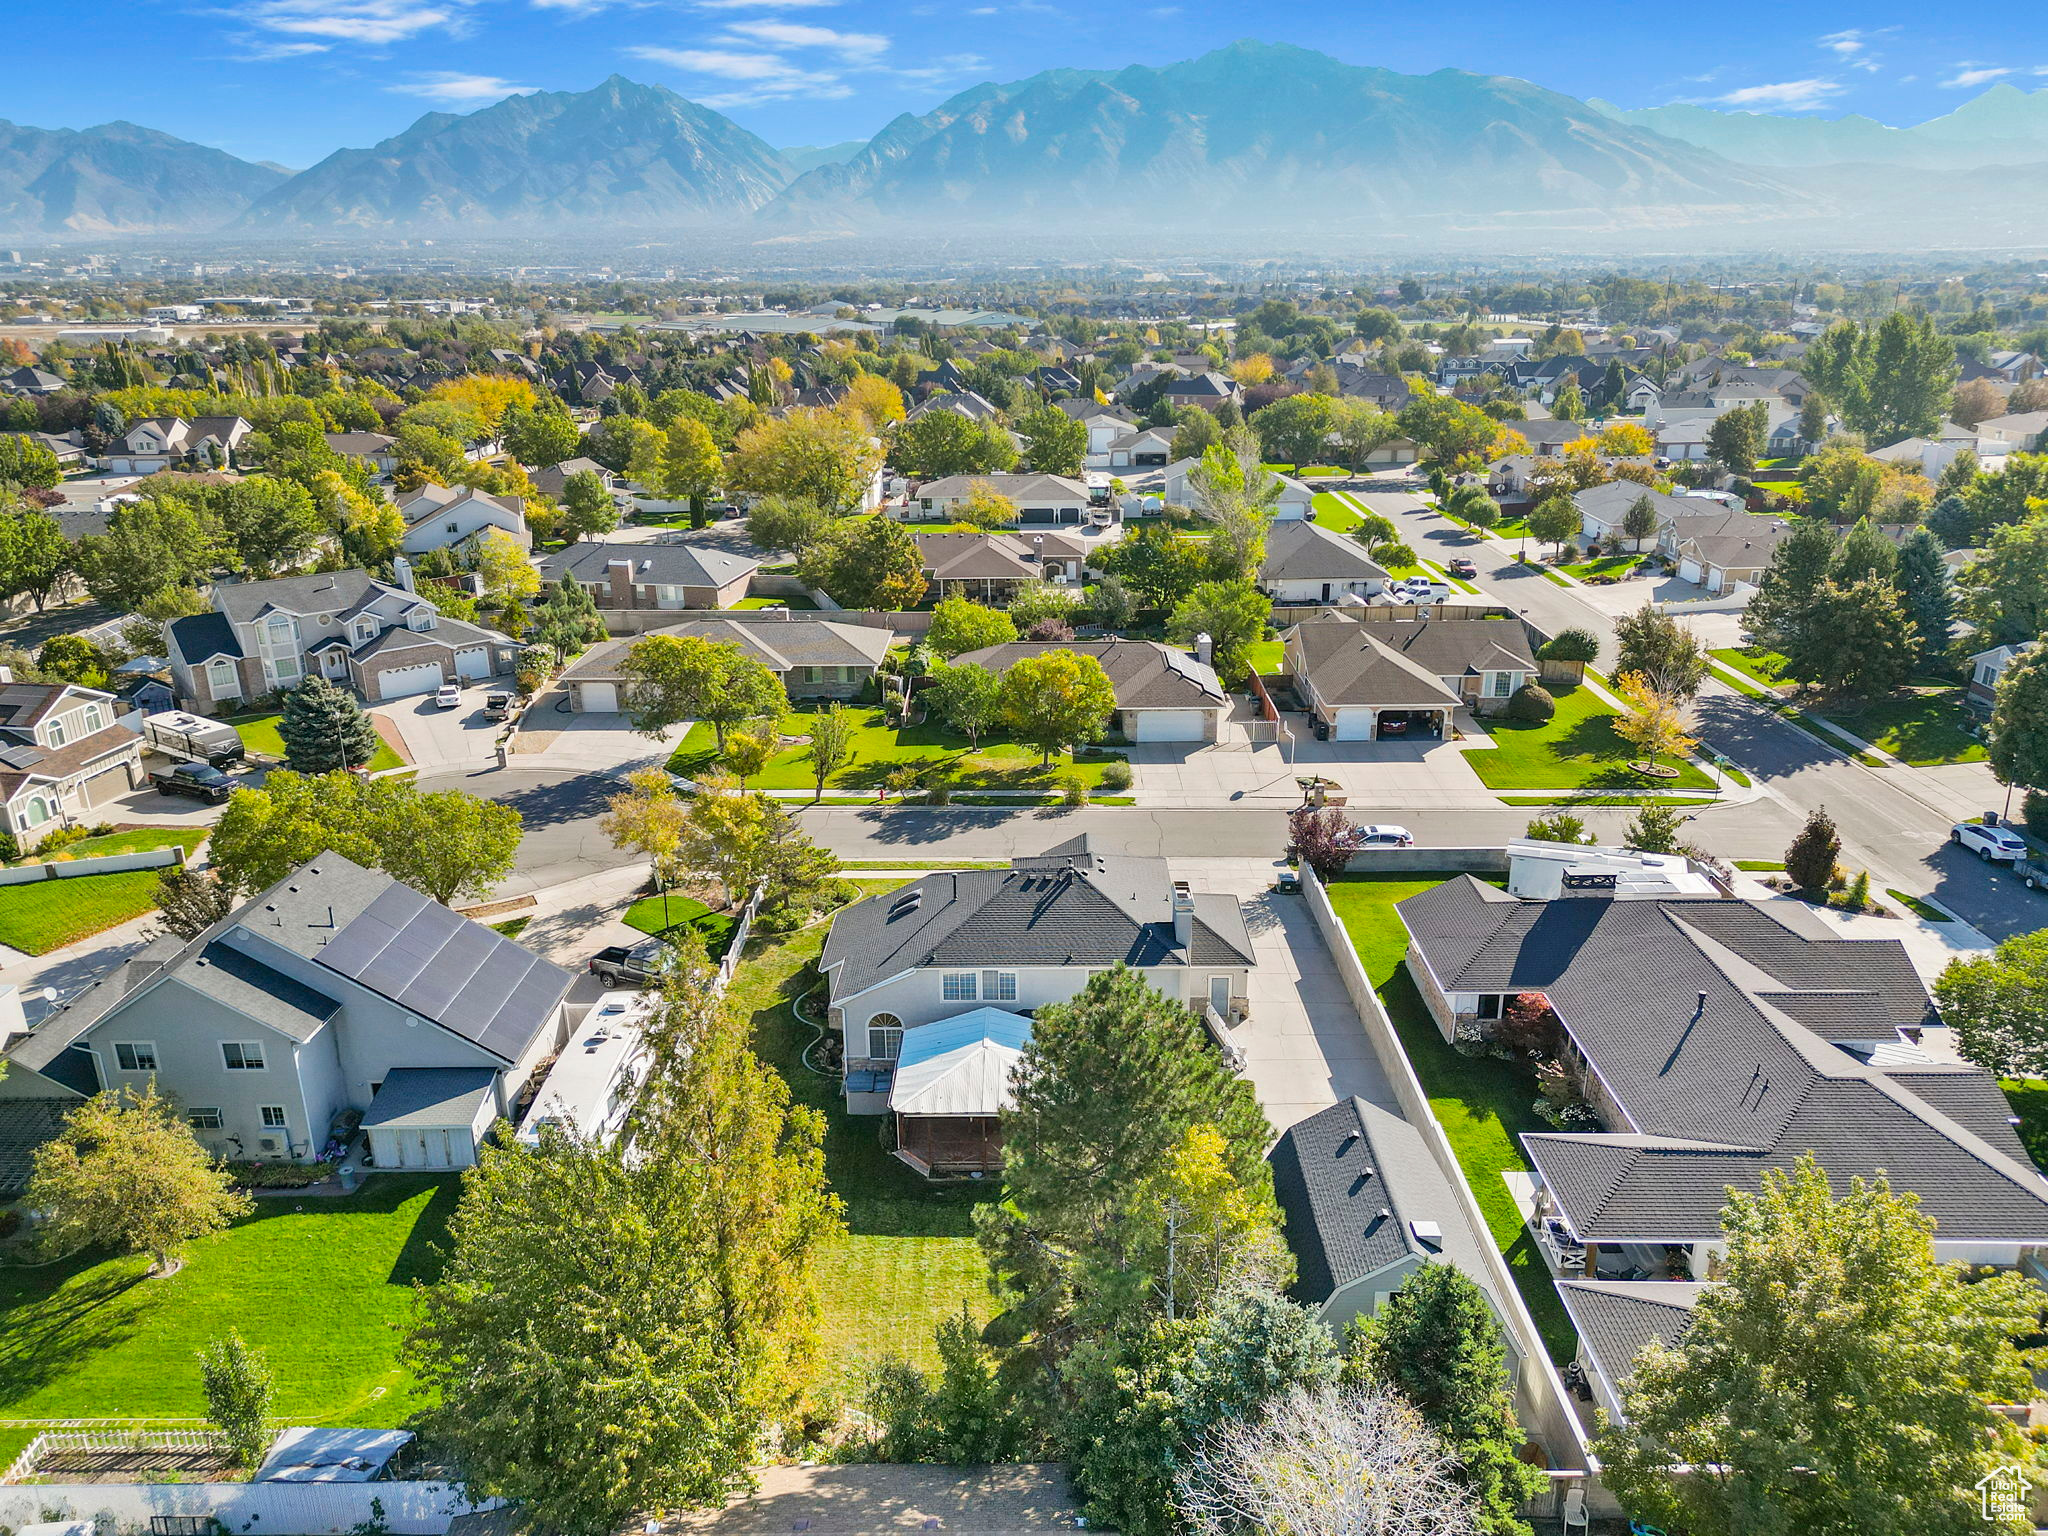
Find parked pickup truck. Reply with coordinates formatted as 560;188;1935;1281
150;762;235;803
589;937;671;989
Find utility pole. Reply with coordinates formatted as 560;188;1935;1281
1163;1196;1187;1322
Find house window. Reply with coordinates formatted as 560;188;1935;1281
1979;665;1998;687
982;971;1018;1002
188;1107;224;1131
23;797;51;827
446;523;460;535
942;972;977;1002
1489;672;1514;698
867;1013;905;1061
409;612;436;631
260;1105;289;1129
221;1041;266;1071
114;1042;158;1072
207;658;238;696
1476;995;1503;1020
46;718;65;747
82;705;102;732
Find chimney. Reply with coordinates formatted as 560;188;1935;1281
1172;879;1195;948
607;559;636;607
391;555;415;594
1194;631;1213;667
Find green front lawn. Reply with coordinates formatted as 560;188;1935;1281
0;869;168;955
1811;688;1987;766
622;891;741;961
728;880;993;1376
1324;875;1576;1363
0;1175;455;1424
1463;683;1711;791
669;706;1122;793
734;595;819;611
229;712;406;773
1560;553;1645;581
57;827;207;859
1311;491;1363;533
1709;646;1791;689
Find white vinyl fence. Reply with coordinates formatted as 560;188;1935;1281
0;845;183;888
0;1481;490;1535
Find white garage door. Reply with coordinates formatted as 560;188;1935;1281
375;661;444;699
1333;709;1376;741
1678;557;1704;585
1133;709;1205;742
454;646;491;681
579;681;618;712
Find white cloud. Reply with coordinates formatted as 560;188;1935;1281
387;72;536;103
1943;64;2013;88
1818;29;1883;72
628;42;852;102
234;36;332;57
718;18;887;60
1715;78;1843;110
231;0;467;44
693;0;840;9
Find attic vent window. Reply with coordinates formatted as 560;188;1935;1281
1411;1220;1444;1251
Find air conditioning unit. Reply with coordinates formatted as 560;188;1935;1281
257;1137;281;1153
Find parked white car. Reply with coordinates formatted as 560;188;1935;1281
1951;821;2027;861
434;684;462;710
1350;824;1416;848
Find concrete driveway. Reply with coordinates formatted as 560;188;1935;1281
1177;858;1398;1131
512;709;685;776
1125;714;1495;807
371;684;506;771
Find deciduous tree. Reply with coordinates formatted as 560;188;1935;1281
1526;494;1579;554
796;515;927;611
1168;580;1271;686
1934;929;2048;1078
621;634;787;747
744;493;830;556
198;1331;275;1472
728;407;885;514
925;595;1018;658
891;410;1017;480
1017;403;1088;477
559;470;618;541
923;661;1004;748
1614;603;1708;699
802;701;857;795
1612;670;1698;761
997;648;1116;761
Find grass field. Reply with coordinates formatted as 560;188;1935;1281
1886;889;1953;921
1463;684;1712;791
1242;639;1285;676
727;880;993;1377
229;712;406;773
670;705;1122;793
622;891;741;960
0;869;169;954
1812;688;1987;766
2006;1080;2048;1170
0;1175;455;1425
1560;553;1645;581
1323;874;1576;1363
1497;794;1717;807
1311;491;1363;533
734;595;818;611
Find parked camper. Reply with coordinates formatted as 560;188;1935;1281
143;710;246;767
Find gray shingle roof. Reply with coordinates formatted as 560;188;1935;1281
536;541;759;591
1270;1097;1440;1300
1397;877;2048;1243
213;570;393;625
361;1066;498;1129
821;836;1253;1000
952;640;1223;711
180;941;342;1042
1288;616;1534;709
562;616;890;684
1259;520;1390;584
169;611;243;663
1555;1280;1705;1402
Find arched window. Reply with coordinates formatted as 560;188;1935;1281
866;1013;905;1062
81;705;102;733
24;797;51;827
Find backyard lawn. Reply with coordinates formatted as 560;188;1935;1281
1242;639;1284;676
734;595;818;611
229;712;407;773
727;880;993;1377
622;891;741;961
1463;683;1712;791
1811;688;1987;765
1323;874;1576;1363
0;1174;455;1425
669;705;1123;794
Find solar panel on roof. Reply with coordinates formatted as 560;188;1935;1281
0;745;44;769
393;917;498;1019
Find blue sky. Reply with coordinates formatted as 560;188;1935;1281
10;0;2047;169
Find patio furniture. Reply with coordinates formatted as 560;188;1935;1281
1561;1487;1588;1534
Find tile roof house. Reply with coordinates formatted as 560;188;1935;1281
1396;877;2048;1275
952;638;1226;742
1;853;573;1170
166;568;517;711
394;483;530;556
1258;520;1390;605
913;529;1094;597
1281;614;1538;740
536;541;760;614
559;614;892;713
1271;1096;1517;1350
102;415;253;475
820;836;1255;1108
0;682;143;848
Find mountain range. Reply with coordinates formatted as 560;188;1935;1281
5;45;2048;242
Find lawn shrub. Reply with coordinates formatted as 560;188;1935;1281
1098;760;1133;790
1505;684;1555;722
225;1161;336;1188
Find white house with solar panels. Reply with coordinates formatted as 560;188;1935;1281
0;853;573;1172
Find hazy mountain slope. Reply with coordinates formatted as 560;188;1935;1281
1599;83;2048;169
763;42;1791;231
779;140;869;176
239;76;791;231
0;120;286;234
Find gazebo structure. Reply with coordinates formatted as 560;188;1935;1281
887;1007;1032;1178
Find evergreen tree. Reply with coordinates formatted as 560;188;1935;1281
1830;517;1900;587
1895;527;1955;667
1779;578;1917;698
1348;1265;1547;1536
1784;806;1841;896
1927;492;1975;550
277;676;381;774
531;574;607;660
1744;518;1837;656
1989;642;2048;796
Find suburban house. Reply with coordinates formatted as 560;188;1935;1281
0;428;85;469
819;838;1256;1169
1271;475;1317;521
1513;418;1597;457
1164;372;1239;410
0;681;144;847
1281;613;1539;741
166;567;517;710
914;529;1093;598
101;416;253;475
952;638;1227;743
1554;1281;1706;1427
1574;482;1699;549
1396;866;2048;1281
0;853;573;1171
322;432;398;475
535;541;760;615
905;390;1005;426
911;473;1095;526
558;613;891;713
1976;411;2048;454
0;366;65;396
1258;519;1389;605
1967;640;2037;710
1105;426;1174;470
1053;400;1140;467
1270;1096;1516;1353
1661;510;1794;593
529;456;627;503
394;483;530;556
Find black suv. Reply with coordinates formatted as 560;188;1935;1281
150;762;235;803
